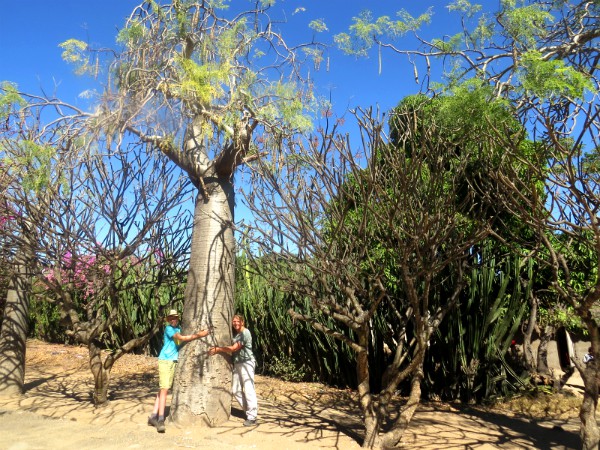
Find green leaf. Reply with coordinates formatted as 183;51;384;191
308;19;328;33
59;39;91;76
518;50;594;100
0;82;25;120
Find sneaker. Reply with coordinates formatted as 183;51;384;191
156;419;166;433
243;419;257;427
147;416;159;428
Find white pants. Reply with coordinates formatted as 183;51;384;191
232;360;258;421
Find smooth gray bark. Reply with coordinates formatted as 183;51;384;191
0;261;30;397
171;179;236;425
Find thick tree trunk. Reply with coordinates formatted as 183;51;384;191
579;324;600;450
0;263;30;397
171;180;235;426
89;341;111;406
536;324;553;377
362;409;381;449
356;326;380;449
380;368;423;449
522;294;538;371
580;358;600;450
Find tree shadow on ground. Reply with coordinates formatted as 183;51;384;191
395;403;580;450
1;341;585;450
4;367;583;450
460;406;580;450
259;382;582;450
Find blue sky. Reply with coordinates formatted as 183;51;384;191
0;0;498;229
0;0;493;114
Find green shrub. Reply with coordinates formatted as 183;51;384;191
28;296;70;343
264;354;313;382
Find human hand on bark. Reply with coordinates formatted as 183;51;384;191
195;328;212;339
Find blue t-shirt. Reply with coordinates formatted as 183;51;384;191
158;324;181;361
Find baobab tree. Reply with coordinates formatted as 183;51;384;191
2;0;323;423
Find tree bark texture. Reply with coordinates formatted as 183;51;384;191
89;341;111;405
356;327;380;449
536;325;553;377
580;358;600;450
171;180;236;426
380;368;423;449
522;294;538;372
579;323;600;450
0;262;30;397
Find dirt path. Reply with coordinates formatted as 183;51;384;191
0;340;584;449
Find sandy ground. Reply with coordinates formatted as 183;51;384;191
0;340;586;450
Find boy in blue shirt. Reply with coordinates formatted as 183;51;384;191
148;309;211;433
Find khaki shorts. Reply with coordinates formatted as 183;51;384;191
158;359;177;389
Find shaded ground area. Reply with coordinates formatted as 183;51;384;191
0;340;585;449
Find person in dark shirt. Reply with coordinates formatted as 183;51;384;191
208;314;258;426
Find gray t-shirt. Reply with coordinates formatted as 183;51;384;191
233;328;255;364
